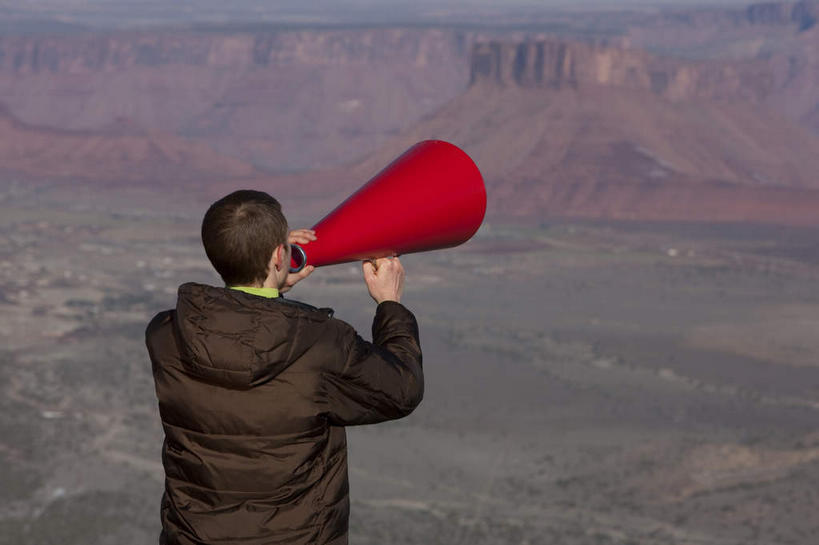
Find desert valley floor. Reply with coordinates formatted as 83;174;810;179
1;182;818;544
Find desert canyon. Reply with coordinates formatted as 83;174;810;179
1;2;819;544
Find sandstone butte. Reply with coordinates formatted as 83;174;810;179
302;37;819;226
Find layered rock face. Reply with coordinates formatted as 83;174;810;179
626;1;819;133
746;0;818;27
0;28;471;170
0;28;467;75
353;36;819;226
0;106;259;185
686;0;818;29
469;41;773;103
1;4;817;226
625;0;818;35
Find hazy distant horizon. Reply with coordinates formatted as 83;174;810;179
0;0;760;29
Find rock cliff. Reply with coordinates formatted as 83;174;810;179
0;106;259;184
0;27;471;170
348;37;819;226
625;1;819;133
469;40;773;104
0;28;468;74
710;1;817;29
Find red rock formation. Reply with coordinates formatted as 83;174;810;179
0;28;471;170
347;38;819;226
469;40;774;103
1;13;817;227
626;1;819;133
0;106;258;184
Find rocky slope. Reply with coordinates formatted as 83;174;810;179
0;107;259;184
0;27;471;170
469;40;774;103
626;1;819;133
2;11;817;226
338;38;819;226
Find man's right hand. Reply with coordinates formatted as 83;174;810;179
362;257;404;304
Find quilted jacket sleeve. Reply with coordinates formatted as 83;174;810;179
322;301;423;426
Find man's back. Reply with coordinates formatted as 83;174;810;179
146;282;423;545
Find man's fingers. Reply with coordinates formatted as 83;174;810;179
379;256;401;271
287;229;317;244
296;265;314;281
283;266;315;292
290;229;315;237
365;256;402;273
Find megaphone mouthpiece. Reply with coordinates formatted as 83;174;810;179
289;244;308;274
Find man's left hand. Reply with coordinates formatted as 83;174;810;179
281;229;317;293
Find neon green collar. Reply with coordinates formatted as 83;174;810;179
229;286;279;299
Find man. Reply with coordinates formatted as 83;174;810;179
145;190;423;545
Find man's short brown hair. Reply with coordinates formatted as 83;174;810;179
201;190;288;286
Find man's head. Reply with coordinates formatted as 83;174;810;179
202;190;289;287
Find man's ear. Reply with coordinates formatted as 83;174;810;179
273;244;286;271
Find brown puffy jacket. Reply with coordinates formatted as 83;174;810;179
145;282;423;545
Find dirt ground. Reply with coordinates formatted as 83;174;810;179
1;183;818;544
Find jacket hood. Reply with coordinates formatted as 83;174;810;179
173;283;332;388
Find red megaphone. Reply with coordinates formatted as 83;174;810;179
290;140;486;272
